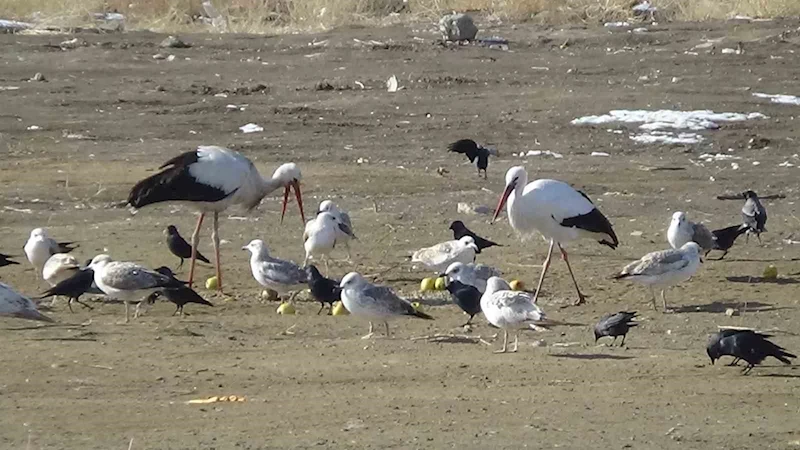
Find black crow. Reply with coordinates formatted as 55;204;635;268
448;139;493;179
741;190;767;243
594;311;638;346
0;252;19;268
147;267;213;316
708;224;749;260
154;266;189;285
305;264;341;315
165;225;210;269
707;328;795;375
37;268;96;313
449;220;501;254
444;278;482;326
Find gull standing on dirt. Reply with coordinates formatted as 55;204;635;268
339;272;433;339
449;220;502;254
613;242;702;312
480;277;549;353
412;236;478;273
741;190;767;243
165;225;210;269
23;228;78;273
667;212;714;254
127;145;306;293
492;166;619;305
37;267;96;313
443;262;502;293
0;252;19;268
88;254;180;323
317;200;356;260
0;282;54;323
303;212;356;272
242;239;307;301
594;311;638;346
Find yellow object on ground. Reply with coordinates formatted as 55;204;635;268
420;277;436;292
510;279;525;291
186;395;247;404
205;276;219;290
332;301;349;315
277;302;296;315
434;277;446;290
763;265;778;280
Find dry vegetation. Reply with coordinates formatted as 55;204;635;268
0;0;799;33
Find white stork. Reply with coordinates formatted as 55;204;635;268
492;166;618;305
127;145;306;292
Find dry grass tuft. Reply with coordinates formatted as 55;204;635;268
0;0;798;33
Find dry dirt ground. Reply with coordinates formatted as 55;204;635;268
1;17;800;450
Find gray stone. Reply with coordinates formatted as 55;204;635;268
438;13;478;42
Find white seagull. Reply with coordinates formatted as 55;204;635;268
443;262;502;293
480;277;549;353
667;212;714;254
88;254;179;323
317;200;355;260
0;282;55;323
23;228;78;274
492;166;619;305
242;239;307;301
412;236;478;273
339;272;433;339
42;253;81;307
614;242;702;312
127;145;306;293
303;212;356;272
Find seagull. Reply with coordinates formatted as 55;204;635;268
667;212;714;254
127;145;306;293
0;252;19;268
492;166;619;306
442;261;502;293
707;328;795;375
741;190;767;243
42;253;80;287
709;224;749;260
165;225;210;269
242;239;307;301
23;228;78;273
303;212;356;272
339;272;433;339
305;264;341;315
317;200;355;260
37;267;96;313
449;220;501;254
480;277;549;353
614;242;702;312
443;278;482;326
594;311;638;346
447;139;494;179
0;282;55;322
88;254;181;323
147;267;213;316
412;236;478;273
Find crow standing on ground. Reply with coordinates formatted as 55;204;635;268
165;225;210;269
0;253;19;268
147;266;213;316
443;278;482;326
447;139;494;179
741;190;767;243
305;265;341;315
707;328;795;375
594;311;638;346
449;220;501;254
708;224;749;260
37;267;96;313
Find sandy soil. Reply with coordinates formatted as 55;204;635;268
1;18;799;449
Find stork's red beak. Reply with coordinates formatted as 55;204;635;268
491;182;515;224
280;180;306;225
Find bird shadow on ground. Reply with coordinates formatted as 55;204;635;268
549;353;635;361
29;336;98;342
716;257;800;263
725;276;800;284
673;301;780;314
757;372;800;378
2;323;68;331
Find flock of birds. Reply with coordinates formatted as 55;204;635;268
0;140;794;373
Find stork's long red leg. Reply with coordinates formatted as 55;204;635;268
532;239;555;304
188;213;205;289
212;211;223;293
559;243;586;306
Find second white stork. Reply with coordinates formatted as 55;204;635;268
127;145;306;292
492;166;618;305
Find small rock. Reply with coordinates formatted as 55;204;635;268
725;308;738;317
29;72;45;82
438;13;478;42
531;339;547;347
457;202;491;216
160;36;191;48
153;53;167;60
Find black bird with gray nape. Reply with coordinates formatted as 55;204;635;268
741;190;767;243
594;311;638;346
449;220;501;254
707;328;795;375
165;225;210;269
305;265;341;315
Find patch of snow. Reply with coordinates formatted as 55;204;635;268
699;153;741;161
239;123;263;133
753;93;800;105
604;22;631;28
778;161;795;167
521;150;563;159
572;109;766;131
631;132;704;144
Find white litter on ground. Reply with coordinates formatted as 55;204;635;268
519;150;564;159
699;153;741;161
591;152;610;157
604;22;631;28
753;93;800;105
239;123;263;133
631;132;704;144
